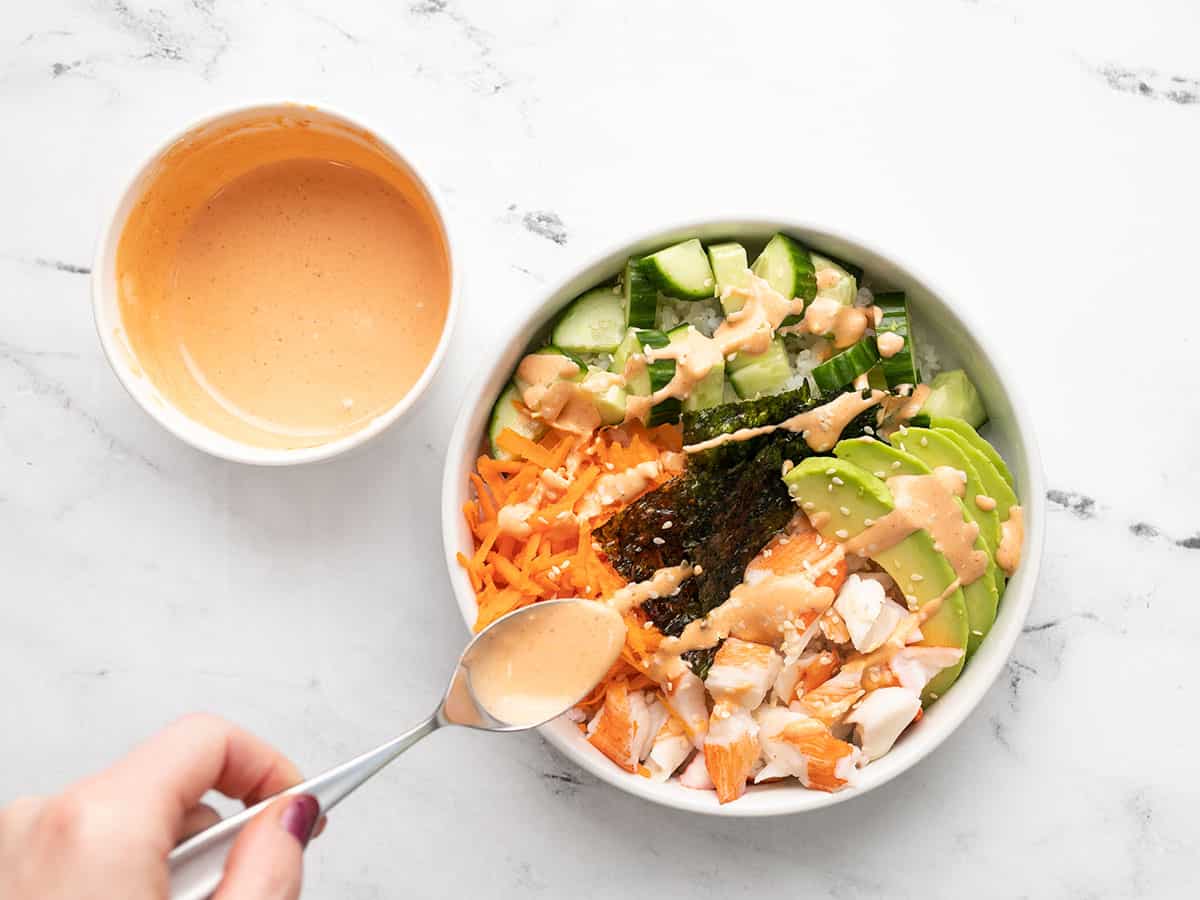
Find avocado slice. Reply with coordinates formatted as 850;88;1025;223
835;438;1001;657
928;415;1015;490
933;427;1017;521
784;457;968;701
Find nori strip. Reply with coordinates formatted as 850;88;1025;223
597;390;877;640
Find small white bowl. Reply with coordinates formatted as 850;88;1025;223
441;218;1045;816
92;102;459;465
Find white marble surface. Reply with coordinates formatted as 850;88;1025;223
2;1;1199;896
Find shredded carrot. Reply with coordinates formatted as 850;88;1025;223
495;428;556;468
458;422;685;700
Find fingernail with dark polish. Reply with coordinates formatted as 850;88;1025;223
281;795;320;848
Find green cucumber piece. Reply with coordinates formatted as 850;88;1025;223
667;324;725;412
611;328;680;426
640;239;716;301
592;382;628;426
727;337;792;399
552;285;626;352
488;382;545;460
622;258;658;329
922;370;987;428
708;242;751;314
874;292;919;388
811;253;858;307
811;339;880;394
751;233;816;302
929;416;1014;489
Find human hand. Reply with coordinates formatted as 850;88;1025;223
0;714;320;900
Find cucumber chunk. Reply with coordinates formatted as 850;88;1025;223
874;292;919;388
641;239;716;301
622;258;658;329
488;382;545;460
727;337;793;399
811;339;880;394
708;242;751;314
751;233;816;302
667;325;725;412
922;370;987;428
811;253;858;307
552;286;626;353
610;328;680;426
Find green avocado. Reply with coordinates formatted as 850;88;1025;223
928;415;1015;490
835;437;1000;657
934;426;1017;521
783;456;968;701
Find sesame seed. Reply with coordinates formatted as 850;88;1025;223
652;536;665;545
831;476;844;486
693;565;704;575
971;629;983;636
662;520;673;530
803;501;816;510
920;436;929;447
835;529;849;539
827;484;834;492
561;560;571;569
874;471;885;478
891;461;901;469
826;467;837;476
839;506;850;516
863;518;874;526
910;574;924;582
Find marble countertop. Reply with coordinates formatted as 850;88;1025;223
3;1;1198;897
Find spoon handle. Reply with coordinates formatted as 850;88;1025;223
167;714;440;900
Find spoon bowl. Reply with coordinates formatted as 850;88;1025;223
167;597;618;900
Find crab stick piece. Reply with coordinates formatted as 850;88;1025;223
754;706;861;792
586;681;666;772
744;515;847;594
678;749;714;791
887;646;965;694
833;574;909;654
642;715;694;783
844;687;922;761
705;638;782;710
703;699;760;804
661;669;709;747
796;667;864;727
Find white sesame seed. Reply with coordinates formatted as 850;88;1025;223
662;520;673;530
874;471;885;478
826;467;837;476
920;436;929;447
803;501;816;510
891;461;902;469
831;476;844;486
693;565;703;575
835;529;849;539
910;573;924;582
652;536;665;545
863;518;874;526
839;506;850;516
971;629;983;636
827;484;834;492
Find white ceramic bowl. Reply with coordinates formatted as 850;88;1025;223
92;102;459;466
441;219;1044;816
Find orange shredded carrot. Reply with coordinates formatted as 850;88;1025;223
495;428;556;468
457;422;688;705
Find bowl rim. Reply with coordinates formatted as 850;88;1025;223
90;99;460;466
440;216;1045;816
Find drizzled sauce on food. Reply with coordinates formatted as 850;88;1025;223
996;505;1024;576
846;466;989;588
682;390;886;455
466;600;625;727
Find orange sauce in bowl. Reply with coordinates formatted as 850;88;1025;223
116;111;450;450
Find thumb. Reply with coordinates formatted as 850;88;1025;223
212;795;319;900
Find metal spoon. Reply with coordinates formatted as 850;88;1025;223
167;598;608;900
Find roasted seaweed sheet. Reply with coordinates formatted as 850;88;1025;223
596;389;875;637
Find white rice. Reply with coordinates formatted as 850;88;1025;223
656;297;725;336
